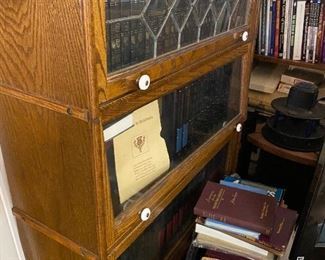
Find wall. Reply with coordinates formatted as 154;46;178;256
0;146;25;260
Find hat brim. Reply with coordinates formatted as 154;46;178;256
272;98;325;120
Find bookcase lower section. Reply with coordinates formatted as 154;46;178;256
116;146;229;260
16;220;87;260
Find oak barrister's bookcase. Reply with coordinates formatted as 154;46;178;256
0;1;259;259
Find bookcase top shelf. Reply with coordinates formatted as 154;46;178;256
254;55;325;71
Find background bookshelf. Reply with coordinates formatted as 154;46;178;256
256;0;325;70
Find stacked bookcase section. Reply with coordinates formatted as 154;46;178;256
0;1;259;259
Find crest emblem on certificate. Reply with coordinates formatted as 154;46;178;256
132;134;148;157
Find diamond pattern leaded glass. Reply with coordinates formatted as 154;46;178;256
105;0;249;72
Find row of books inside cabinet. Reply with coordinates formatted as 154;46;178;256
105;0;249;72
257;0;325;64
186;176;298;260
118;148;228;260
104;60;241;216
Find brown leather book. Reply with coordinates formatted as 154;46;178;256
194;181;276;235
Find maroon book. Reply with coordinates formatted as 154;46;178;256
205;249;250;260
259;206;298;251
194;181;276;235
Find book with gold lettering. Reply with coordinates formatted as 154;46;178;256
194;181;277;235
215;206;298;256
258;206;298;252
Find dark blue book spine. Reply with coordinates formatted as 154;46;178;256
270;0;277;55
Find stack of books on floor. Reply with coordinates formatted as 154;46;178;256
186;177;298;260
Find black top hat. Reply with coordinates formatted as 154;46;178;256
272;82;325;120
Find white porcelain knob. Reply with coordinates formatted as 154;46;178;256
140;208;151;221
137;74;151;91
241;31;248;42
236;123;243;133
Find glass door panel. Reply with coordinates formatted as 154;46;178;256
103;58;242;216
105;0;250;72
117;147;228;259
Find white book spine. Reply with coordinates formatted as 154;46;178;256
283;0;293;59
293;1;306;60
312;28;318;63
195;223;269;256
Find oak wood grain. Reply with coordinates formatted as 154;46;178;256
17;220;90;260
0;83;89;121
101;45;249;124
14;208;98;260
0;95;98;253
0;1;90;109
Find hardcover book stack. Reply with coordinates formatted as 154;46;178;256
257;0;325;63
187;178;298;260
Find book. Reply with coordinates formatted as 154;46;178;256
121;20;131;67
277;82;293;93
283;0;294;59
259;206;298;252
289;0;298;59
265;0;272;56
274;0;282;57
261;0;269;55
293;1;307;60
270;0;277;55
193;231;274;260
306;0;321;62
221;176;285;203
279;0;287;58
319;3;325;62
204;217;261;239
315;3;324;62
230;206;298;255
280;67;324;85
321;7;325;63
302;0;311;61
108;22;122;71
204;249;251;260
194;181;276;235
249;63;287;93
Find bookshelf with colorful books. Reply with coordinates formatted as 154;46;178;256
0;1;260;259
255;0;325;70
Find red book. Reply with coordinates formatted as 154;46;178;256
274;0;282;57
194;181;276;235
205;249;250;260
259;206;298;251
